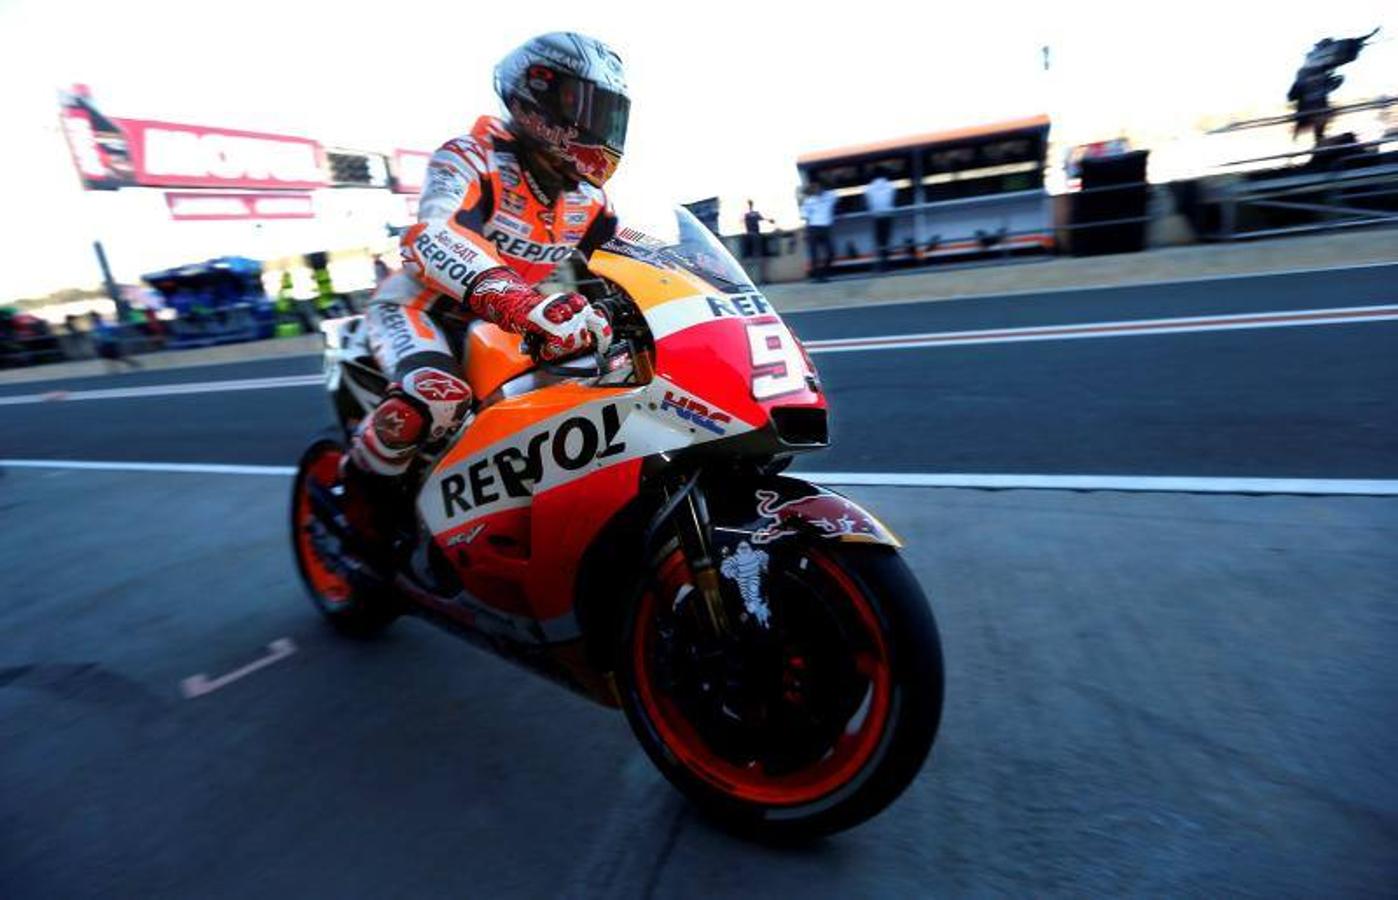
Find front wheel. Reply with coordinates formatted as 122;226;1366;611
619;542;944;840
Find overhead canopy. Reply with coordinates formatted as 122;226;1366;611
798;114;1051;166
141;257;269;314
141;256;263;286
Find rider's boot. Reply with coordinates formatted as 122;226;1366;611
338;453;412;573
340;380;473;574
338;461;405;550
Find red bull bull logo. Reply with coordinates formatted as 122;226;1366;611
752;489;893;545
564;142;619;185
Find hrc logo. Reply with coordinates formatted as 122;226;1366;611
660;391;731;435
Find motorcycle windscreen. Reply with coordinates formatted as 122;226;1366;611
589;206;822;431
596;205;755;296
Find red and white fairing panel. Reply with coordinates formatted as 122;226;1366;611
420;375;755;539
646;290;823;419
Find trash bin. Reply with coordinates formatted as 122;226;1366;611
1071;150;1150;256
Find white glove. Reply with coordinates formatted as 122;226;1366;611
526;293;613;361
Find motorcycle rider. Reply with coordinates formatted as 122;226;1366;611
341;32;629;549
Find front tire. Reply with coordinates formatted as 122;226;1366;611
290;433;398;636
619;542;943;840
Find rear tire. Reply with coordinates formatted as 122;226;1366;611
290;431;398;636
619;542;943;841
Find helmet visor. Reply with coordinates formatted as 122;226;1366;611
528;66;630;154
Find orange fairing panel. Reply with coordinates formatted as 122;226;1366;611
423;382;642;626
586;250;715;312
434;381;633;472
465;322;533;399
526;457;644;621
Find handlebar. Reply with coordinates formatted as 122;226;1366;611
526;331;635;377
520;295;629;372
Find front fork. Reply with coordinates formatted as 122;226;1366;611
671;480;733;638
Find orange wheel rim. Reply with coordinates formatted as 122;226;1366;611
633;548;893;807
296;449;352;604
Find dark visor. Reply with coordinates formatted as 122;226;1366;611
534;70;630;153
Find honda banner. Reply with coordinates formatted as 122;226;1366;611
165;191;316;221
60;86;327;191
124;119;326;190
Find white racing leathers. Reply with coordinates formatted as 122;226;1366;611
351;115;616;475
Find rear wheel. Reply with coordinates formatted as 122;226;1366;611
619;541;943;840
290;434;398;636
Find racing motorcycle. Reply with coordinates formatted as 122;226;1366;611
291;206;944;839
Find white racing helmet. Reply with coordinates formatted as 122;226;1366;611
494;32;630;188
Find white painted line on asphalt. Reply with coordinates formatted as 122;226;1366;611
802;303;1398;354
0;373;322;406
0;459;298;476
4;458;1395;496
3;304;1394;406
800;472;1398;496
784;259;1398;314
181;638;298;699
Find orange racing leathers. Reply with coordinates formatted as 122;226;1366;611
351;115;617;476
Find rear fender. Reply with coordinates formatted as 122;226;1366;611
319;314;364;394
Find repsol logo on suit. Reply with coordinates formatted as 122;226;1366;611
484;227;573;264
415;229;479;284
440;403;626;518
376;304;414;357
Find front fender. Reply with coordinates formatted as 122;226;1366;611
703;474;902;549
570;470;900;681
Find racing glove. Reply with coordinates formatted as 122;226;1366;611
467;268;612;361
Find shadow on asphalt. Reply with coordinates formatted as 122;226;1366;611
1;469;1395;896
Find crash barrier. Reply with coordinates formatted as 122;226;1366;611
0;288;381;369
1200;139;1398;240
1207;97;1397;133
724;180;1158;284
0;332;65;369
1;309;266;369
798;189;1055;277
161;303;269;349
0;322;160;369
727;146;1397;283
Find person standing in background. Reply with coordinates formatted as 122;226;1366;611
800;179;837;282
89;310;141;372
742;200;775;284
864;174;896;271
141;306;167;349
